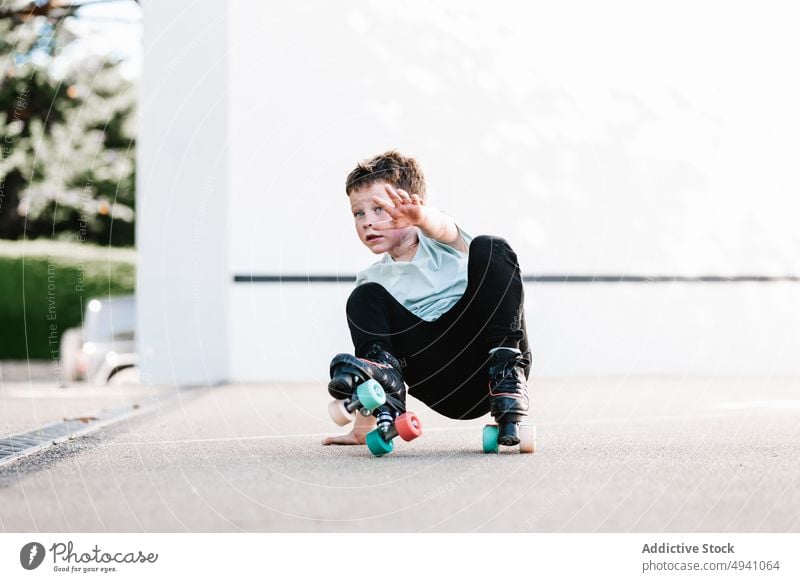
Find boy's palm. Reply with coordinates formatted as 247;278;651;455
321;415;374;446
321;430;366;446
371;184;426;230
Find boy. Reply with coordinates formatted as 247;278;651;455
323;150;532;448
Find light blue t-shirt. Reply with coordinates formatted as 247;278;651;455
355;227;473;322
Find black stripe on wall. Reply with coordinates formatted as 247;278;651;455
233;274;800;284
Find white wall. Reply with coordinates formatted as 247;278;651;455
228;1;800;277
137;1;229;385
141;1;800;384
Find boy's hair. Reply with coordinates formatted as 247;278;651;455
345;150;426;200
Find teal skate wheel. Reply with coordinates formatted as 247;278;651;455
356;379;386;411
365;429;394;457
482;424;500;454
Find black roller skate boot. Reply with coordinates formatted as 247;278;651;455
487;347;531;446
328;345;422;456
328;344;407;417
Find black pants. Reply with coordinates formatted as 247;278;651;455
345;235;531;420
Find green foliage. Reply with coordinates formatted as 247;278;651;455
0;240;136;359
0;10;137;246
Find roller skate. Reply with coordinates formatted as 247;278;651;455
328;345;422;457
482;347;536;454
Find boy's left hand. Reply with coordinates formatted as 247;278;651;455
371;184;426;230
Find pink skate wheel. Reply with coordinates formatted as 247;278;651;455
395;412;422;441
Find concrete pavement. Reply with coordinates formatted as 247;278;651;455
1;376;799;532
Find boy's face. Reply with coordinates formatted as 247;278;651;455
349;181;412;254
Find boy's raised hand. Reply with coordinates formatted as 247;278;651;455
371;184;426;230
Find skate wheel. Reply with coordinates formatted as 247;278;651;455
482;424;499;454
395;412;422;441
518;424;536;454
328;399;355;426
356;379;386;411
365;429;394;457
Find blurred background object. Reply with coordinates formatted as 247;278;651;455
0;0;140;378
0;0;139;245
59;294;136;384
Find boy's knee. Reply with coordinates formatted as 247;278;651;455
469;235;514;263
346;282;390;312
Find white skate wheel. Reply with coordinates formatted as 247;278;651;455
518;424;536;454
328;399;355;426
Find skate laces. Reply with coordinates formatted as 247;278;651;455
488;350;530;398
361;358;391;369
361;346;405;399
363;345;402;372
